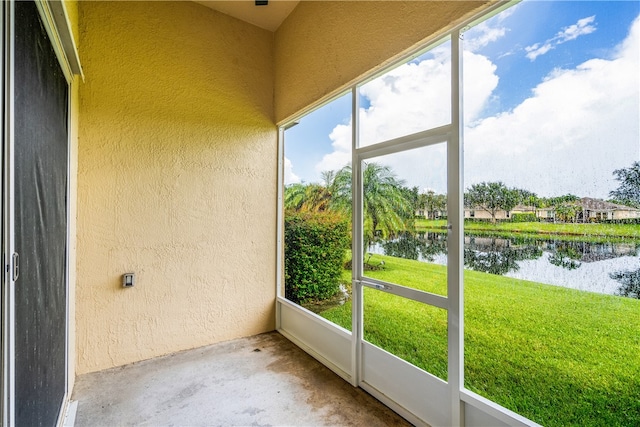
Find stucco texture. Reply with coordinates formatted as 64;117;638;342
76;1;276;374
274;1;489;123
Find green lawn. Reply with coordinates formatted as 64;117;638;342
320;254;640;427
416;219;640;238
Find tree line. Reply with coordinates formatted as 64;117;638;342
285;161;640;231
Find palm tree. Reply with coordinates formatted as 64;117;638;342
421;190;447;219
284;182;332;212
363;162;413;241
554;202;581;223
284;182;308;211
328;166;352;214
331;162;413;245
286;163;414;245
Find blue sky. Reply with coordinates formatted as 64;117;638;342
284;1;640;199
476;1;639;117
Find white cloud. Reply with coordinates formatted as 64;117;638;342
525;15;597;61
357;48;499;144
558;15;597;42
466;15;639;198
464;21;508;53
315;47;499;192
284;157;300;185
315;15;638;199
315;122;352;174
525;42;553;61
463;51;500;123
314;9;508;182
367;144;448;194
358;55;453;146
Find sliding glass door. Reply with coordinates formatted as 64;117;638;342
3;1;70;425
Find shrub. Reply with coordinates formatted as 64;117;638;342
510;213;538;223
465;218;493;223
284;211;350;304
605;218;640;225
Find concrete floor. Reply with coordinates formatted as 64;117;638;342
72;332;410;426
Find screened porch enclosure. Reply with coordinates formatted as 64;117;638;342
279;1;640;426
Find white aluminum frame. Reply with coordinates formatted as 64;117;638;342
448;27;465;426
350;85;363;388
353;36;454;424
1;2;16;425
34;0;83;83
275;1;545;426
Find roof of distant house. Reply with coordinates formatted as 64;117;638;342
579;197;640;211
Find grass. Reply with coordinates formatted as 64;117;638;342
416;219;640;239
320;254;640;427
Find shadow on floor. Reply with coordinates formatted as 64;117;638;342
72;332;411;426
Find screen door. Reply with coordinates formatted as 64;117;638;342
353;34;464;427
13;1;69;425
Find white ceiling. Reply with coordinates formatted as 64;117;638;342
195;1;300;32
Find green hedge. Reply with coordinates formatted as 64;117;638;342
510;213;538;223
284;211;350;304
603;218;640;224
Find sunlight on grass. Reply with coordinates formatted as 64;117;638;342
363;289;448;380
363;254;447;296
322;254;640;427
416;219;640;239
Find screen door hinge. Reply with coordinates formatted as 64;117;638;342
12;252;19;281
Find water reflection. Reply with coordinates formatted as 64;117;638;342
464;235;543;275
610;268;640;299
381;231;446;261
371;232;640;298
464;247;543;275
547;243;582;271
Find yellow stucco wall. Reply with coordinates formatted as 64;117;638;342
76;1;276;374
274;1;490;123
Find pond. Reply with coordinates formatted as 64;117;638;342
370;231;640;298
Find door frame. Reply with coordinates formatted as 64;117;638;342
2;2;16;424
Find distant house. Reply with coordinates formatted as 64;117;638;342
537;198;640;222
416;207;447;219
464;204;535;220
536;207;556;221
465;198;640;223
465;207;506;220
578;197;640;222
511;204;537;215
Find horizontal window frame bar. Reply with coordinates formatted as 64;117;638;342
356;124;451;160
461;389;542;427
359;278;448;310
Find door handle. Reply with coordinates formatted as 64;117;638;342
12;252;19;281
